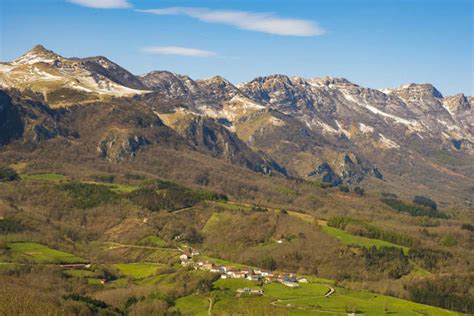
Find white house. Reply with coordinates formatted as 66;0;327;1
247;274;261;281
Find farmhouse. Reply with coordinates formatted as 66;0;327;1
247;274;261;281
210;265;226;274
190;255;310;285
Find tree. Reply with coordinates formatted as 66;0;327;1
339;185;349;193
261;257;277;271
354;187;365;196
0;167;18;182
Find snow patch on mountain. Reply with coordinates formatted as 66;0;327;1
335;120;351;137
341;90;422;130
359;123;374;134
229;95;265;109
378;133;400;149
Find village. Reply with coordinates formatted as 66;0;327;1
180;249;308;293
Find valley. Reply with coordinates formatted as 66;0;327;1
0;45;473;315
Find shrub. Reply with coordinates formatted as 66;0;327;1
413;196;437;211
439;235;457;247
408;247;452;270
339;185;349;193
0;167;19;182
354;187;365;196
92;174;115;183
363;246;410;279
381;192;398;199
0;218;26;234
407;276;474;313
260;257;277;271
381;198;448;219
461;223;474;232
128;188;163;212
63;294;111;311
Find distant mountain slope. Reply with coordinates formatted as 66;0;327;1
0;45;472;205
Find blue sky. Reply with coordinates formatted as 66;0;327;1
1;0;472;95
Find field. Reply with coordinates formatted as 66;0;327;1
113;263;163;279
264;282;330;299
275;286;458;315
175;294;209;316
174;277;457;315
321;225;410;254
139;235;167;247
6;242;87;264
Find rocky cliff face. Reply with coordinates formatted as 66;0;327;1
1;46;472;201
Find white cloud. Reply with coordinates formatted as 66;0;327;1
138;7;325;37
68;0;131;9
141;46;217;57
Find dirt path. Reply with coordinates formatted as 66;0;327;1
207;297;213;315
103;242;179;252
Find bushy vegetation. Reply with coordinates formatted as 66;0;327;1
127;188;163;212
0;167;18;182
407;275;474;313
0;218;26;234
61;182;118;209
63;294;123;315
381;198;448;219
461;223;474;232
363;246;410;279
128;180;227;212
91;174;115;183
408;247;452;271
354;186;365;196
413;195;437;210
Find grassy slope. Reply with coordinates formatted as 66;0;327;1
321;225;410;254
113;263;162;279
176;276;458;316
7;242;87;264
175;294;209;316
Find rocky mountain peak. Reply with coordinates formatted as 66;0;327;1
391;83;443;100
13;44;63;65
140;71;199;94
443;93;471;114
310;76;355;87
196;76;240;99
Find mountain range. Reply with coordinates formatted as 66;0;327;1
0;45;472;206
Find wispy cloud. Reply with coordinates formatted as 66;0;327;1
137;7;325;37
141;46;217;57
68;0;132;9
